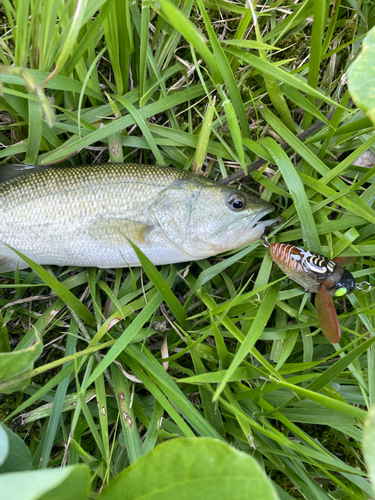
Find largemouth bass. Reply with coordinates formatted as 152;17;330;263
0;163;279;271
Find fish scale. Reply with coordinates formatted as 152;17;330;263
0;163;188;211
0;163;279;271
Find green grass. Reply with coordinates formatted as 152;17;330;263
1;0;375;498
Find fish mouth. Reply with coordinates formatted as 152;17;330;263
228;208;284;242
249;212;284;232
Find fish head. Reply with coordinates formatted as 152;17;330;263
150;177;280;259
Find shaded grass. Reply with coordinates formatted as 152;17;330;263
0;0;375;498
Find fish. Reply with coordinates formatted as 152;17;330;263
0;163;281;271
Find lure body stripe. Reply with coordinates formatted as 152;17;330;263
269;243;343;294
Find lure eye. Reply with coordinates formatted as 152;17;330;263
228;194;247;211
335;287;347;297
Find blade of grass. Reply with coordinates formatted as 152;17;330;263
261;137;321;253
249;2;295;132
213;283;279;401
139;2;150;105
268;377;366;422
41;322;78;467
194;96;216;172
125;344;224;439
127;240;187;328
195;0;250;138
5;245;95;327
0;340;114;394
111;363;142;463
95;372;110;471
39;83;210;163
83;291;163;390
153;0;222;84
25;97;43;164
301;0;327;129
43;0;88;87
222;98;246;169
224;46;345;110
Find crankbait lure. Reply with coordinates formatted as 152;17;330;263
261;238;371;343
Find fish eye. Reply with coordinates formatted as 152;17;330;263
228;193;247;211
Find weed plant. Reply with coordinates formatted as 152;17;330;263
0;1;375;498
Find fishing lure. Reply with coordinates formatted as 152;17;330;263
261;238;371;343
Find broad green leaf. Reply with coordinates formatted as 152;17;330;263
0;328;42;394
98;438;279;500
363;405;375;495
0;464;90;500
0;426;8;466
0;425;31;473
348;26;375;126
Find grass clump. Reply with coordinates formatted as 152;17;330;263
0;1;375;499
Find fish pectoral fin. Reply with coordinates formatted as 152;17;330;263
88;218;152;246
